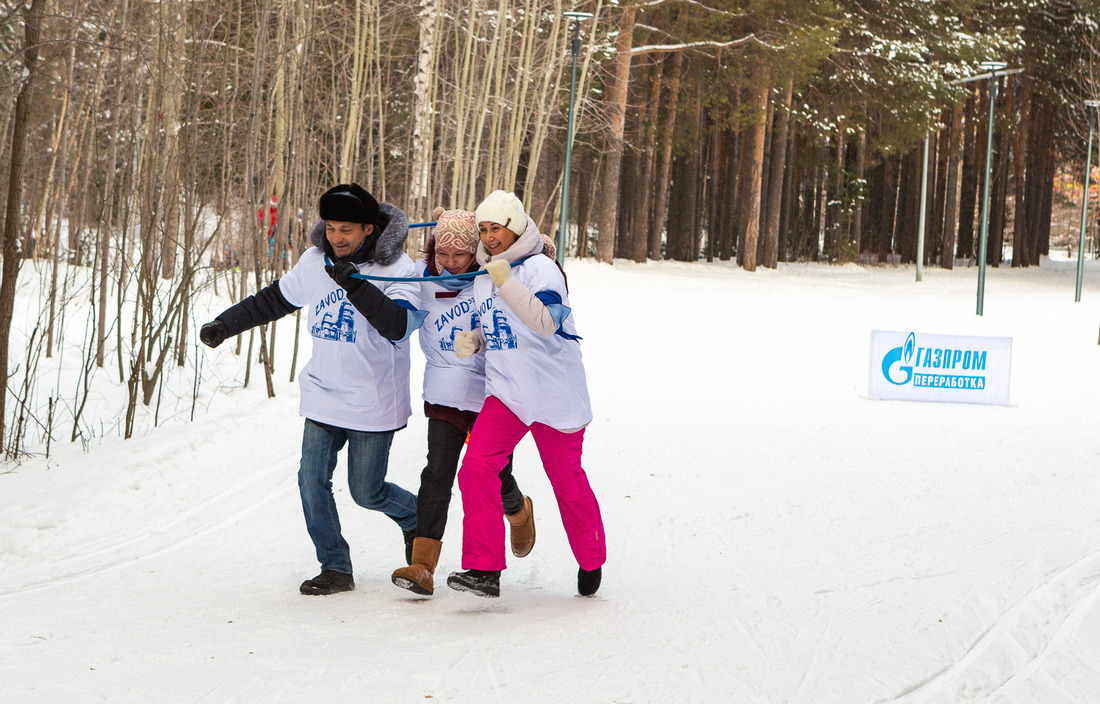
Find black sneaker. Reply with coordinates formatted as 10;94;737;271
578;566;601;597
446;569;501;598
300;569;355;595
403;529;415;566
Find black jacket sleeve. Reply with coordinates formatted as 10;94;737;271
216;280;299;337
345;281;409;341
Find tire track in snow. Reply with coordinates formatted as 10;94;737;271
790;614;834;703
0;420;294;599
991;571;1100;700
0;472;290;599
886;548;1100;702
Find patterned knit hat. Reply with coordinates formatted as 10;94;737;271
540;233;557;261
430;206;478;273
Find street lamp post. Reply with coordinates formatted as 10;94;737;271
974;61;1006;316
949;64;1022;314
916;131;930;282
556;10;593;265
1075;99;1100;302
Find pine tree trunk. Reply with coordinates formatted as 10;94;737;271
811;164;824;260
649;51;682;260
760;76;792;268
1011;81;1029;268
1036;101;1056;262
958;91;981;260
691;91;706;260
667;155;698;261
575;149;598;258
862;159;880;259
821;132;840;259
736;54;769;271
895;148;919;262
880;156;899;258
705;117;719;262
930;115;950;265
755;95;774;264
1021;94;1050;267
797;155;815;260
989;106;1010;267
617;144;638;259
632;63;661;262
712;128;733;260
941;103;964;270
595;3;636;264
851;128;866;255
779;130;799;262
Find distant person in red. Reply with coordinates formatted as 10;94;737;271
259;196;278;233
260;196;278;258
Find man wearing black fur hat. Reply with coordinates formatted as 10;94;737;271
200;183;425;595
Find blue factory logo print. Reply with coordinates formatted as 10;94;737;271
441;326;462;352
484;308;517;350
438;303;479;352
881;332;988;390
311;300;357;343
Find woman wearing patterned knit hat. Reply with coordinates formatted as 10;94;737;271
446;190;605;599
390;207;536;596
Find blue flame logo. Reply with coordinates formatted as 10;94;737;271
882;332;916;385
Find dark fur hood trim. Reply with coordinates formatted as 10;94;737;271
308;202;410;265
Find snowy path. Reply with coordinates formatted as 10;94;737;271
3;258;1100;702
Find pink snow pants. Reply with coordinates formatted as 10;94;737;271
458;395;606;572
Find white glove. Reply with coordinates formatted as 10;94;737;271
454;331;483;358
485;259;512;287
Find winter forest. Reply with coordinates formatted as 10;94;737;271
0;0;1098;460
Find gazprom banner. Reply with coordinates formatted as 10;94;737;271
870;330;1012;405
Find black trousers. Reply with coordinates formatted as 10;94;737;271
416;417;522;540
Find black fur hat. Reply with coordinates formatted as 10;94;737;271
318;183;379;226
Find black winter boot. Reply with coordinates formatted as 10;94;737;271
403;529;415;565
578;566;602;597
300;569;355;595
446;569;501;598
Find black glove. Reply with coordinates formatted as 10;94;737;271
199;319;229;348
326;259;363;293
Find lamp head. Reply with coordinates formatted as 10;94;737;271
1085;100;1100;109
979;61;1007;72
562;11;594;20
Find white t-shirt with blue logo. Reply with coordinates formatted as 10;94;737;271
277;246;421;432
416;262;488;413
472;254;592;430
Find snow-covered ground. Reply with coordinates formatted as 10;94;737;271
3;255;1100;703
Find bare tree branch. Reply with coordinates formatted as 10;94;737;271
635;0;744;17
631;33;780;55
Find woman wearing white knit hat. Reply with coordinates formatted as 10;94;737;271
390;206;536;597
446;190;605;599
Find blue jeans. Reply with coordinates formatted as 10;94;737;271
298;419;417;574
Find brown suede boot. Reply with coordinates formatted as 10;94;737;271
391;538;442;595
505;496;535;558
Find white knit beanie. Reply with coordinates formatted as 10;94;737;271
475;190;527;236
